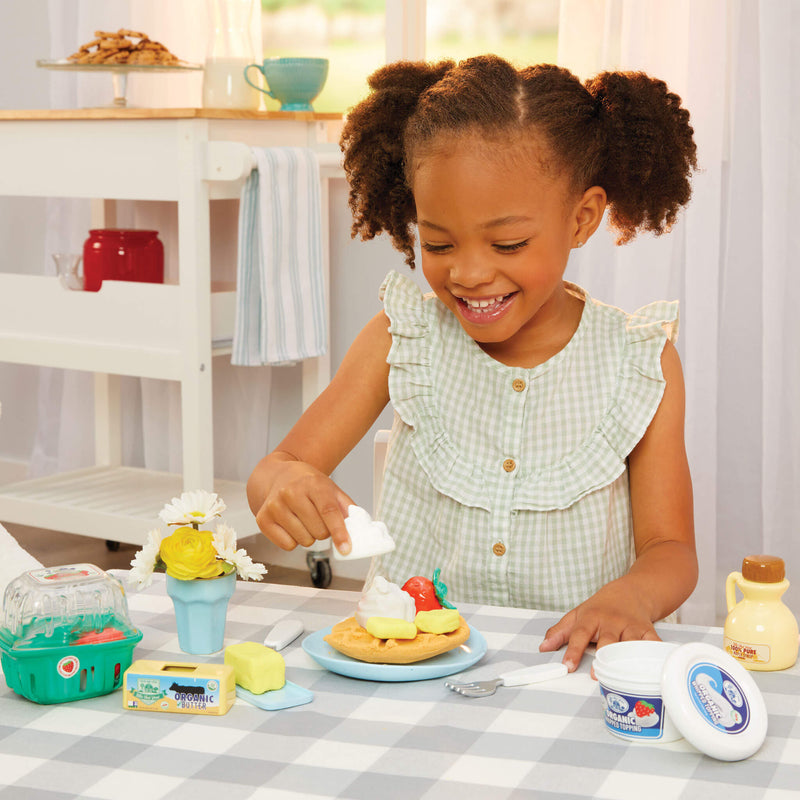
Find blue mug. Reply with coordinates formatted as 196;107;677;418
244;57;329;111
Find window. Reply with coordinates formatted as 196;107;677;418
426;1;559;67
260;0;386;113
260;0;559;113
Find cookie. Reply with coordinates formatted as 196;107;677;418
66;29;182;65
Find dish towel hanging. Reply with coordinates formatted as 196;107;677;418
233;147;327;366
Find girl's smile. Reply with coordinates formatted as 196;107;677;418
455;291;518;325
412;135;602;367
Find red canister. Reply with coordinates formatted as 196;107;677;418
82;229;164;292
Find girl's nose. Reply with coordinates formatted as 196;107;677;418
449;249;493;288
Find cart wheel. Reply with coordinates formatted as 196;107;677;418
306;552;332;589
105;540;121;552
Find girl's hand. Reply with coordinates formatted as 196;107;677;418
247;309;392;558
249;452;355;556
538;580;660;672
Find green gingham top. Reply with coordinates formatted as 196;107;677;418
366;270;679;611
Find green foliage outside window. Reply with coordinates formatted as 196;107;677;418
261;0;384;14
259;1;558;114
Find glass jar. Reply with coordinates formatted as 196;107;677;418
82;229;164;292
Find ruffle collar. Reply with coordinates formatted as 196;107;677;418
381;271;678;511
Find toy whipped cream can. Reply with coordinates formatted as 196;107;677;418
724;555;799;671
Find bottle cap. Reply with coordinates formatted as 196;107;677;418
661;642;768;761
741;554;785;583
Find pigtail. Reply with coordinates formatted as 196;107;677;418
585;71;697;243
341;60;455;267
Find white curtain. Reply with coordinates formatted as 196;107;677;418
31;0;800;622
558;0;800;625
36;0;273;484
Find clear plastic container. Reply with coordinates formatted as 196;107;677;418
0;564;142;704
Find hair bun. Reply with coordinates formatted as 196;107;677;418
585;71;697;242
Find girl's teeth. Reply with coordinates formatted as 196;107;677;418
463;296;506;310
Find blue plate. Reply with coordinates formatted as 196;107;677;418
302;624;487;682
236;680;313;710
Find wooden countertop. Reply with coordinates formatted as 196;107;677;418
0;108;343;121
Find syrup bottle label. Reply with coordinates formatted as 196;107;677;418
724;636;771;666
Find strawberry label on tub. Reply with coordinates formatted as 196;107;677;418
600;687;666;739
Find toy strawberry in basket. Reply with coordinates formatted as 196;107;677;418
0;563;143;704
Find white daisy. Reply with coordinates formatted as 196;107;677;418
212;521;237;556
128;528;163;588
213;522;267;582
158;490;226;527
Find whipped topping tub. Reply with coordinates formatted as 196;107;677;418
0;563;142;704
593;640;769;761
594;641;680;742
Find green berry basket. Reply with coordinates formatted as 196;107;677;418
0;564;143;704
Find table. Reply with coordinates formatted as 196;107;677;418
1;575;799;800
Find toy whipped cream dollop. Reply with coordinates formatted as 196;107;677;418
332;505;396;561
355;576;415;628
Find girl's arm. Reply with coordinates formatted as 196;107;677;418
246;310;392;555
540;339;698;671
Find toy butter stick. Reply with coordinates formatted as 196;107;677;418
332;505;396;561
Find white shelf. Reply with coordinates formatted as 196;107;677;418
0;466;255;546
0;110;339;548
0;275;235;377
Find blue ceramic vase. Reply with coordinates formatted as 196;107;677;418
165;571;236;655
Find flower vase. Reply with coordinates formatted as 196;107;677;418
165;571;236;654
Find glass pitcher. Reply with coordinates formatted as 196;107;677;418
202;0;262;110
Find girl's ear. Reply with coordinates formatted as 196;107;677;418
572;186;607;247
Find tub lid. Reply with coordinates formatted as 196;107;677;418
661;642;768;761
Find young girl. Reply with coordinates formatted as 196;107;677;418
247;55;698;671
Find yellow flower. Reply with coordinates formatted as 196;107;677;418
160;526;225;580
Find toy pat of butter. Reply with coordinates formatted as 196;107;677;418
415;608;460;634
123;660;235;715
225;642;285;694
366;617;417;639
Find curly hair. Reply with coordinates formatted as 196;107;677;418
340;55;697;267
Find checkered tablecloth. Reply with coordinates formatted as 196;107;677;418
1;573;799;800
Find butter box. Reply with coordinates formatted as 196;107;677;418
123;659;235;715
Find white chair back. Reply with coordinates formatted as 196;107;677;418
373;429;391;516
0;523;43;614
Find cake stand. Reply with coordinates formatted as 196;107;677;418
37;60;202;108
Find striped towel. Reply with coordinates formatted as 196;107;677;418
233;147;327;366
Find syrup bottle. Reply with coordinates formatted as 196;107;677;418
724;554;799;670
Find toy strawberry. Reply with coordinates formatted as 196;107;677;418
402;568;456;614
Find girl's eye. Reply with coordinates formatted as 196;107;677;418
494;240;529;253
421;242;452;254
